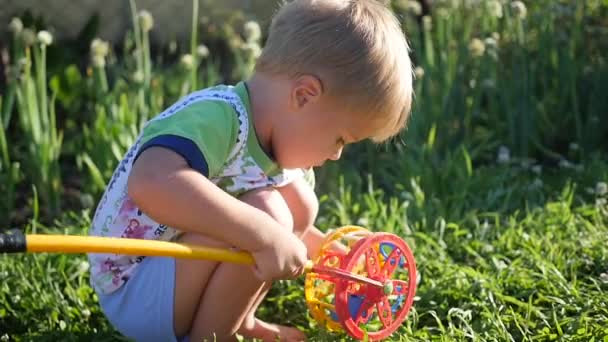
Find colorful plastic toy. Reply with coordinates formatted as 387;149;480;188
305;226;417;341
0;225;417;341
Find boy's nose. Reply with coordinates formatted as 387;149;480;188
329;147;343;161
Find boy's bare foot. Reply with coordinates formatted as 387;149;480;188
238;317;306;342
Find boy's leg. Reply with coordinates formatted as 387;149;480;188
173;187;306;341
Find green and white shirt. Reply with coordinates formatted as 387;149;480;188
88;82;314;295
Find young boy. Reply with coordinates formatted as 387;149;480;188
87;0;413;341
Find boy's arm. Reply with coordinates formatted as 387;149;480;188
128;146;290;253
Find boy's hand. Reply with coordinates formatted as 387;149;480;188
251;232;309;281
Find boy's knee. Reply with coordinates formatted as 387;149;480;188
239;187;294;232
176;232;231;249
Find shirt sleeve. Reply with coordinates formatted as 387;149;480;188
134;100;238;177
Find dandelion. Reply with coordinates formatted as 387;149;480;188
414;66;425;79
436;8;449;18
21;28;36;46
422;16;432;31
243;20;261;43
90;38;110;58
181;54;194;69
242;42;262;60
511;1;527;19
138;10;154;32
132;70;144;83
497;146;510;164
469;38;485;58
596;182;607;196
395;0;423;16
92;55;106;68
197;44;209;58
8;17;23;33
37;30;53;46
488;0;503;18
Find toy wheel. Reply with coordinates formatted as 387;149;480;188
305;226;371;331
335;233;416;341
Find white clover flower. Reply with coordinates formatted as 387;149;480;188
497;146;510;164
596;182;607;196
481;78;496;90
488;0;503;18
568;142;579;151
82;308;91;318
8;17;23;33
530;178;543;190
79;260;90;273
491;32;501;41
511;1;527;19
559;159;574;169
1;333;8;341
243;20;261;43
197;44;209;58
138;10;154;32
597;198;607;207
90;38;110;58
181;54;194;69
414;66;425;79
37;30;53;46
484;37;498;50
469;38;485;58
531;165;542;175
357;217;369;226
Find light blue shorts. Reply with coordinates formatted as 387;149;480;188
97;256;189;342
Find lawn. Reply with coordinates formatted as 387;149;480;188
1;0;607;341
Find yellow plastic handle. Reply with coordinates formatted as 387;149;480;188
26;234;256;264
25;234;317;272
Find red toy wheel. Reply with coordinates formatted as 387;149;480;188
334;233;416;341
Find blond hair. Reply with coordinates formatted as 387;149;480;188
255;0;413;142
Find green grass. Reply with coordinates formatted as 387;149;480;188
2;158;607;341
1;0;608;340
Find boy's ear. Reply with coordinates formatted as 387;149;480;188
291;74;324;110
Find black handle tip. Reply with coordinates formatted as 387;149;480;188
0;229;26;253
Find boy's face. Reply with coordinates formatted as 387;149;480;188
271;81;371;169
